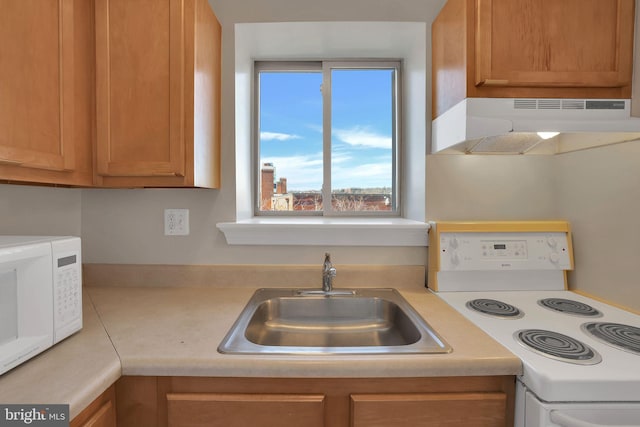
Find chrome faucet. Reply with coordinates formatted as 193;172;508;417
322;253;337;292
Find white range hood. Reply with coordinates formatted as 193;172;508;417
431;98;640;154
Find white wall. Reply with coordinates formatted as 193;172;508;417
426;155;557;220
555;140;640;311
0;185;82;236
80;188;428;265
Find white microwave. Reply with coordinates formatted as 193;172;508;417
0;236;82;376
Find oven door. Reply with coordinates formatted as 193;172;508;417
518;382;640;427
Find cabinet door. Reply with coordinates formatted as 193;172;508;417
95;0;185;178
0;0;75;172
70;385;116;427
475;0;634;89
166;393;326;427
351;392;507;427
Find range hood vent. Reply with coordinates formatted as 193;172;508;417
431;98;640;155
513;99;626;111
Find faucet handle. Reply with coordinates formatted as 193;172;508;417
322;253;336;292
324;253;336;276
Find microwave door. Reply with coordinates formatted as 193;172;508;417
0;269;18;346
0;242;54;375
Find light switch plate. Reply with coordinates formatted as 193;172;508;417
164;209;189;236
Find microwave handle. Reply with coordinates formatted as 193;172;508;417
550;410;635;427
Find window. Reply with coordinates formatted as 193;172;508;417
255;60;401;216
217;22;427;246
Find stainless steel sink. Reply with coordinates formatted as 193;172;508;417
218;288;452;355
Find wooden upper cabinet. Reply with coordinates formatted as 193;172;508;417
432;0;636;118
95;0;221;188
475;0;634;89
0;0;93;185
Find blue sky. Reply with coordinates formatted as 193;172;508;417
259;69;394;192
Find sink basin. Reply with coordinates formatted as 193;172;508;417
218;288;452;355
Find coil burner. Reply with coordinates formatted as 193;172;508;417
514;329;602;365
538;298;602;317
466;299;524;319
582;322;640;356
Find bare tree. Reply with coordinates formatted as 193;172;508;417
332;195;381;212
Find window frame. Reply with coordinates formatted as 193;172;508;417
253;59;402;218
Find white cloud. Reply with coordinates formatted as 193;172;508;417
333;127;391;149
306;124;323;134
330;152;351;165
261;153;323;191
332;162;392;189
260;131;301;141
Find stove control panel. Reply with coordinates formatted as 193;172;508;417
439;232;571;271
480;239;527;259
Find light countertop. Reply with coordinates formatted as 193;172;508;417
87;286;521;378
0;280;522;419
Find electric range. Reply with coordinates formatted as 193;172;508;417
428;221;640;427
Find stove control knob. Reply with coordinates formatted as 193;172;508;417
549;252;560;264
547;236;557;249
450;251;460;267
449;236;459;249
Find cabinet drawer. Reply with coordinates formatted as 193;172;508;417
166;392;325;427
351;392;506;427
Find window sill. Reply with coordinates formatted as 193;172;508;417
216;218;430;246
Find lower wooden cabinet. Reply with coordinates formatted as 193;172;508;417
70;384;116;427
116;376;515;427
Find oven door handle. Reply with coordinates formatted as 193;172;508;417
550;410;636;427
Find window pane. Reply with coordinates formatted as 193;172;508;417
330;68;395;212
258;71;323;212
